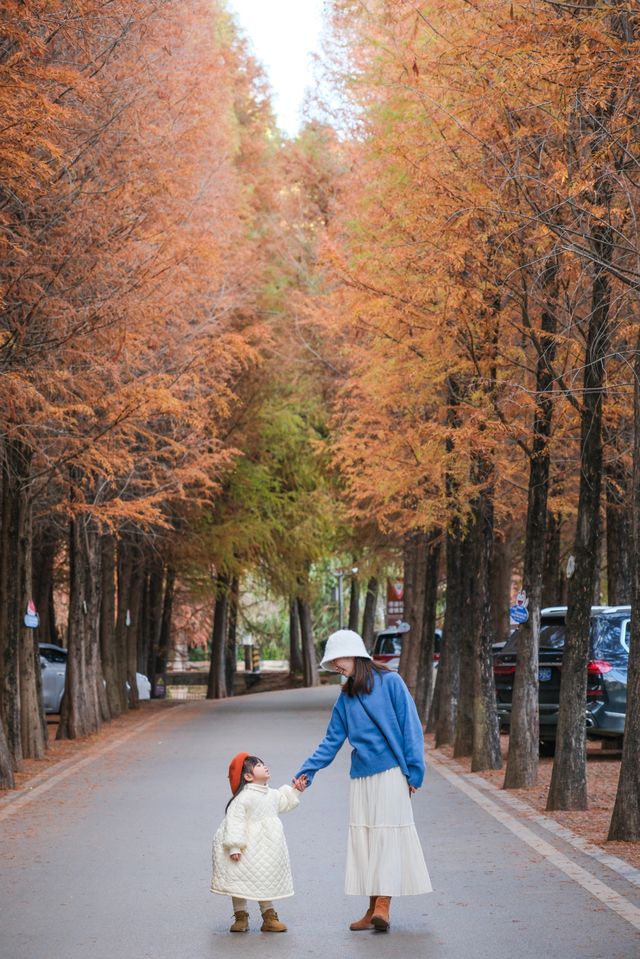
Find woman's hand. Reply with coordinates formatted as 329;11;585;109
409;785;417;796
292;775;308;792
230;853;241;862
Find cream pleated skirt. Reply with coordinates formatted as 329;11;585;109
345;766;433;896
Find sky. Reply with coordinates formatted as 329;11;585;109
227;0;326;137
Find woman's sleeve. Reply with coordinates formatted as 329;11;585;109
390;674;426;788
275;784;301;813
221;794;248;855
293;701;348;787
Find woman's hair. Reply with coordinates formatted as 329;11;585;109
225;755;262;813
342;658;389;697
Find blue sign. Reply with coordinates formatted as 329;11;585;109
510;605;529;624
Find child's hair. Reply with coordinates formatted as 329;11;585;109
225;755;263;813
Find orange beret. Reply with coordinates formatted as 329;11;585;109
228;751;250;794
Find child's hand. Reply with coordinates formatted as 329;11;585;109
292;775;308;792
230;853;241;862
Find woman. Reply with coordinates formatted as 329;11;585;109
294;628;432;932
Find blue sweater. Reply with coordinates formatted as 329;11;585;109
295;670;426;789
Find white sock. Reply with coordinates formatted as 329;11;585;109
259;900;274;913
232;897;247;913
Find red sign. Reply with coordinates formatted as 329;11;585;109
386;579;404;625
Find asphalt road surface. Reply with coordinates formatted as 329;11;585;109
1;686;640;959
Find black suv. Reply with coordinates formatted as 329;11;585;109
494;605;631;752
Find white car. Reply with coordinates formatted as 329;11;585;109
371;626;442;671
40;644;150;713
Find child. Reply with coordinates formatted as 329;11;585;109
210;752;307;933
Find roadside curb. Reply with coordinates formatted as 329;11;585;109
0;703;185;822
428;748;640;931
429;747;640;890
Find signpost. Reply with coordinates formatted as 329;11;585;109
386;579;404;626
509;589;529;625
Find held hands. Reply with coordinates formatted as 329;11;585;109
230;853;241;862
291;774;308;792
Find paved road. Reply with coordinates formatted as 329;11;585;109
1;686;640;959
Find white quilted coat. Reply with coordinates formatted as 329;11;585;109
210;783;300;901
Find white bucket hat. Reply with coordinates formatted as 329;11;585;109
320;629;372;671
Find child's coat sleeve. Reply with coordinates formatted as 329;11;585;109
222;794;248;856
275;784;300;813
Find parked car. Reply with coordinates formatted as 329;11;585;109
372;625;442;672
494;605;631;753
39;643;151;714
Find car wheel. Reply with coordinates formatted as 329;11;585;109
539;740;556;757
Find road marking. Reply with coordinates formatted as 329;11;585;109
450;760;640;889
0;706;183;823
429;752;640;932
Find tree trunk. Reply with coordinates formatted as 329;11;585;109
348;569;360;631
207;574;229;699
472;484;502;771
154;566;175;690
58;513;103;740
361;576;379;650
289;599;302;676
547;236;611;811
491;529;513;647
433;377;463;744
0;444;23;767
608;337;640;839
415;536;441;724
19;492;47;758
0;440;42;763
100;534;120;719
434;518;463;746
126;560;144;710
454;527;475;758
144;555;164;681
592;508;603;606
505;267;558;787
297;596;319;687
33;527;58;646
115;544;133;713
399;532;427;697
605;452;632;604
225;576;239;697
542;510;563;607
0;721;14;788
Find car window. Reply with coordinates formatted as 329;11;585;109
538;622;568;649
593;617;629;668
374;634;402;655
39;647;67;664
502;618;566;653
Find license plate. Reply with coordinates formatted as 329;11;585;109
539;667;552;682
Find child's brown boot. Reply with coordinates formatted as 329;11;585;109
371;896;391;931
349;896;377;930
230;910;249;933
260;908;287;932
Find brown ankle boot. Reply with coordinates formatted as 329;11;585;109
229;910;249;933
371;896;391;931
260;908;287;932
349;896;377;931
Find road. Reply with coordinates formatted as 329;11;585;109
1;686;639;959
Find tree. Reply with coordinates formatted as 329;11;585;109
608;336;640;840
